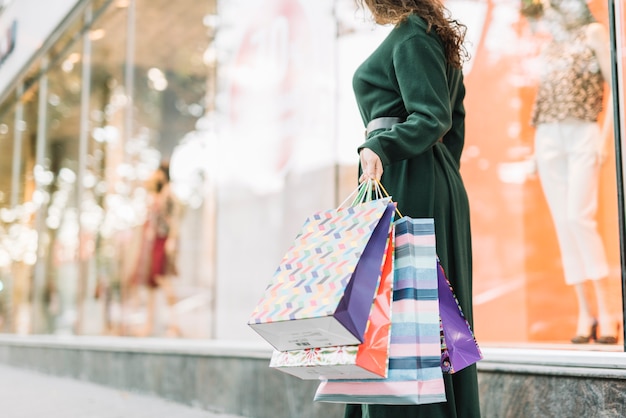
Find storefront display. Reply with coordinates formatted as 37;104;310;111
0;0;623;348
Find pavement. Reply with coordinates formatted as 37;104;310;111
0;364;245;418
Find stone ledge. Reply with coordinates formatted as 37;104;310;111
1;335;626;417
478;346;626;378
0;334;273;359
2;335;625;374
0;335;339;418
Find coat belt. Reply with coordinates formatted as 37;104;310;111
365;116;443;143
365;117;403;138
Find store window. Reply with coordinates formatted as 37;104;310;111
616;0;626;218
0;93;17;332
19;75;40;223
614;0;626;327
0;77;41;334
331;0;623;348
0;0;623;351
37;35;84;335
214;0;338;341
79;0;129;336
0;94;16;210
456;0;622;347
112;0;215;338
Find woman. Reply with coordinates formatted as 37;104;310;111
522;0;617;344
132;163;182;337
353;0;480;416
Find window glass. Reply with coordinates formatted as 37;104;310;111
0;94;16;332
333;0;622;348
79;0;129;336
37;36;84;335
0;0;623;349
118;0;213;338
0;96;15;209
0;58;43;333
47;15;86;72
454;0;622;347
617;0;626;229
92;0;111;14
215;0;337;341
20;64;41;209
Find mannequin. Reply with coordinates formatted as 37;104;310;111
523;0;617;344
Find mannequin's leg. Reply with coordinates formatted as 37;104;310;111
592;278;617;340
573;282;596;337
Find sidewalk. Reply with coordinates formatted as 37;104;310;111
0;364;245;418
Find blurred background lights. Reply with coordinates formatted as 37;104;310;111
92;125;120;143
61;52;81;73
58;167;77;184
89;28;106;41
170;116;216;209
33;165;54;186
147;67;168;91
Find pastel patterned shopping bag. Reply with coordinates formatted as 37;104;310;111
269;226;394;380
314;217;446;405
248;197;396;351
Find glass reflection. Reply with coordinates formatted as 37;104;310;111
0;0;622;350
0;97;16;333
116;0;212;338
38;37;84;335
523;0;617;344
79;1;129;336
332;0;622;348
462;0;622;346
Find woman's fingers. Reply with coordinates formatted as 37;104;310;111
359;148;383;182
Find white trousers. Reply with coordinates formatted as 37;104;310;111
534;121;609;285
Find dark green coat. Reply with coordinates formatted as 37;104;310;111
347;14;480;418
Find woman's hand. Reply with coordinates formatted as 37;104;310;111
359;148;383;183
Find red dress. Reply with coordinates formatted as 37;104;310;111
134;190;175;288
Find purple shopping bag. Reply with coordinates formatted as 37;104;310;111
437;262;483;373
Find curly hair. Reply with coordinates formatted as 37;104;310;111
356;0;468;68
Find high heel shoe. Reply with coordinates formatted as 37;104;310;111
596;323;620;345
571;320;598;344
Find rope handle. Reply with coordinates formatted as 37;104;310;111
374;179;403;218
337;179;404;219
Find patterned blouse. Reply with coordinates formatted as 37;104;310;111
531;27;604;125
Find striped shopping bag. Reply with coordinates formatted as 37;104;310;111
314;217;446;405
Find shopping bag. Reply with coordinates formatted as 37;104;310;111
248;197;397;351
314;217;446;405
437;262;483;374
269;227;394;380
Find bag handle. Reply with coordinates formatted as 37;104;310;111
337;179;379;208
337;179;404;219
374;179;404;218
337;180;370;209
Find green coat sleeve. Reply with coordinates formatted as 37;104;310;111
358;32;452;166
